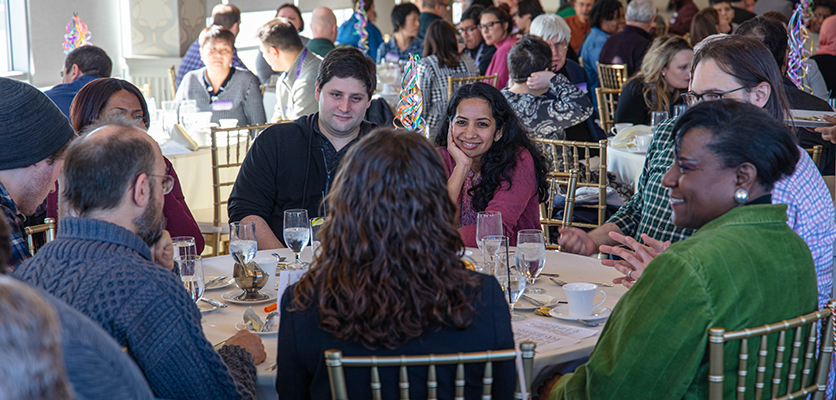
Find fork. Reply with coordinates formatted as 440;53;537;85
520;294;544;307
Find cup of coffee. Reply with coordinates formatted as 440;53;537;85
563;283;607;317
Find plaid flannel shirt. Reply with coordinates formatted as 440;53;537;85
0;181;31;271
610;118;835;310
175;39;248;88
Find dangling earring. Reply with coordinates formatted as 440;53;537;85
734;188;748;204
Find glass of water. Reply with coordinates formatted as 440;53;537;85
516;230;547;293
179;255;204;304
310;217;324;261
172;236;197;274
229;222;257;265
284;209;310;269
496;271;527;321
476;211;503;266
651;111;669;134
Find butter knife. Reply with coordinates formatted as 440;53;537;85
262;311;278;332
200;297;228;308
205;275;228;288
549;277;613;287
520;294;544;307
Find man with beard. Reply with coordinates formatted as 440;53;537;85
15;117;267;400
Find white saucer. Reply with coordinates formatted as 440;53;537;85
235;321;278;336
198;301;218;313
549;305;612;321
205;276;235;290
221;290;277;305
515;294;561;311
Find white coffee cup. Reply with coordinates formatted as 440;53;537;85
633;134;652;151
563;283;607;317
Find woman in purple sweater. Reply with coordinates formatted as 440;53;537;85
434;82;548;246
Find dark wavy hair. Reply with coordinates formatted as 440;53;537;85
672;99;798;191
424;20;462;69
69;78;150;132
433;82;549;211
290;128;481;350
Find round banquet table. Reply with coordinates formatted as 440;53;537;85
200;247;627;399
607;146;646;192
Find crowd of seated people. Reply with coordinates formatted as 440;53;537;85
6;0;835;399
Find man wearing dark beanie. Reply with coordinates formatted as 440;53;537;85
0;77;75;270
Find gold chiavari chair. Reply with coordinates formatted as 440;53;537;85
532;138;609;232
168;65;177;98
540;169;579;251
654;21;669;37
595;88;620;134
325;341;536;400
805;145;823;167
447;74;499;100
595;62;628;90
708;300;835;400
206;123;275;255
24;218;56;255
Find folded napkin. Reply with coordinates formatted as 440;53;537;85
610;125;652;149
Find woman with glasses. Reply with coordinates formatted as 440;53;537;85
71;78;205;255
376;3;424;63
557;36;835;315
174;26;266;127
614;36;692;125
480;6;518;88
459;5;497;75
418;20;480;137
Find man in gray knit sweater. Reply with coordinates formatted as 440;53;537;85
16;118;266;400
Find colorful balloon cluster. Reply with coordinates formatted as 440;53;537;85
396;55;425;135
787;2;813;92
63;13;92;55
353;0;369;54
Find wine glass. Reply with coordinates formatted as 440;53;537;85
179;255;204;304
284;209;310;270
229;222;257;265
651;111;669;134
497;270;527;321
476;211;503;266
673;104;688;119
516;229;547;294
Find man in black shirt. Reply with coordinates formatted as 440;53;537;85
228;48;377;249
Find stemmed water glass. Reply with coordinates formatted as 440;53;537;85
651;111;669;134
476;211;503;267
497;270;527;321
516;229;547;294
172;236;197;274
284;209;310;269
179;255;204;304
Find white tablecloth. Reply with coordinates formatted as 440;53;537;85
200;247;626;399
607;146;646;192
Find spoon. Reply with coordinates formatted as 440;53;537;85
271;253;287;262
576;319;604;327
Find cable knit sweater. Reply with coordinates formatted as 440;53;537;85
14;217;257;400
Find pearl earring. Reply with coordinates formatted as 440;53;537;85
734;188;748;204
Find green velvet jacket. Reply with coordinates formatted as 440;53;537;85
550;204;817;399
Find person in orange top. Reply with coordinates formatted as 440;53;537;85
564;0;593;52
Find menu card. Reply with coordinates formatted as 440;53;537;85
512;319;598;354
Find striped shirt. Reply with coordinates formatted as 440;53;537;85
0;181;31;271
610;118;835;310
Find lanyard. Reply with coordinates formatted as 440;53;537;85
474;44;484;67
294;48;309;81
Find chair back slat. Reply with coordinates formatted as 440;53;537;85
447;74;499;99
805;145;823;168
24;218;57;255
707;302;834;400
324;342;536;399
595;62;628;90
209;123;275;255
482;359;493;399
595;87;620;133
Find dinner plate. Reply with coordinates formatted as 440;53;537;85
221;290;277;305
235;321;278;336
205;276;235;290
514;294;561;311
198;301;218;313
549;305;612;321
786;110;835;128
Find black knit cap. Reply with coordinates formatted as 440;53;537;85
0;77;75;170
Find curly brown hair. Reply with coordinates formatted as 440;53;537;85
290;128;481;350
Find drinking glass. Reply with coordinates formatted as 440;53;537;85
673;104;688;118
489;235;510;276
229;222;257;265
516;230;547;294
476;211;503;266
651;111;669;133
179;100;197;125
172;236;197;271
497;271;527;321
179;255;204;304
284;209;310;269
310;217;324;261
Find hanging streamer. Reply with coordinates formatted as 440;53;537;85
396;55;425;135
63;12;92;54
787;3;813;93
353;0;369;54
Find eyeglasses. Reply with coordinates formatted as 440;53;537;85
681;86;748;106
148;174;174;195
549;41;569;51
204;46;232;56
478;20;502;31
458;26;479;34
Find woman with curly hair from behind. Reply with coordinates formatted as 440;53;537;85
275;127;515;399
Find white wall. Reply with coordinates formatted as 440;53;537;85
27;0;125;87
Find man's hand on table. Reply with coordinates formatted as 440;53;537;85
241;215;285;250
226;329;267;365
599;232;669;288
556;227;599;256
152;230;174;271
814;115;836;144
